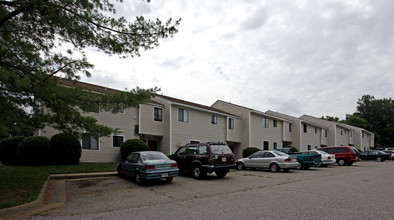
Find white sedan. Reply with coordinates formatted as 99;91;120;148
307;150;336;167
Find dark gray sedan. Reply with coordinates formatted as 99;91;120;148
236;150;299;172
117;151;179;184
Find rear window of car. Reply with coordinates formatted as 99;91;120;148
350;147;359;154
273;151;288;157
210;145;233;154
141;152;168;161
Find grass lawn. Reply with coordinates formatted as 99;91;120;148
0;163;117;209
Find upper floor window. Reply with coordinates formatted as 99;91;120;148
325;129;328;137
178;108;189;123
113;135;124;148
273;142;278;150
303;124;307;133
340;129;344;135
154;107;163;122
82;133;99;150
228;118;234;130
273;120;277;127
289;123;293;132
315;127;318;133
263;117;269;128
211;115;218;125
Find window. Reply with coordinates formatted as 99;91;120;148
154;107;163;122
341;129;343;135
303;124;307;133
273;120;277;127
315;127;318;133
264;152;275;158
307;145;311;150
211;115;218;125
263;117;269;128
186;146;197;155
273;142;278;150
113;136;124;148
325;129;328;137
228;118;234;130
198;145;208;155
362;133;364;138
82;133;99;150
178;108;189;123
289;123;293;132
263;141;269;150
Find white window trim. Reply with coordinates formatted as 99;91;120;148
153;107;164;123
81;134;100;151
112;135;125;148
178;107;190;123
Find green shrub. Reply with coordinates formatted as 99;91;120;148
242;147;261;158
0;136;25;165
120;139;149;160
50;133;81;165
18;136;50;165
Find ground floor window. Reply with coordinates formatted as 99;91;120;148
113;135;124;148
82;133;99;150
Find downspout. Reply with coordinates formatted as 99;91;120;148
169;103;172;155
138;104;141;138
248;112;251;147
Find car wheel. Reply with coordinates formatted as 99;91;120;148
296;162;303;170
135;173;144;185
117;164;124;178
165;177;173;183
270;163;279;172
303;165;311;170
193;165;206;179
338;159;346;166
237;162;245;170
216;170;228;178
376;157;382;162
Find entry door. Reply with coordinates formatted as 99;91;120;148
147;140;157;151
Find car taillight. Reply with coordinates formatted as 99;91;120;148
145;165;155;169
310;156;314;160
328;156;331;160
208;156;213;164
171;163;178;168
284;158;291;162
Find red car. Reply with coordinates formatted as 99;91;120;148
318;146;361;166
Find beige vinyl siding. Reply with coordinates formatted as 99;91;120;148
301;123;321;151
335;126;351;146
249;113;282;149
139;103;164;136
39;107;139;162
171;105;227;149
227;117;242;143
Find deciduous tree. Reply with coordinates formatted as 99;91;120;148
0;0;180;137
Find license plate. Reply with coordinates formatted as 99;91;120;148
161;173;168;177
222;157;227;162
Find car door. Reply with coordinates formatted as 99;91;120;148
123;153;140;178
184;145;198;171
172;147;187;172
245;151;265;168
261;152;276;169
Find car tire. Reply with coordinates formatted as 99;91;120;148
376;157;382;162
193;165;206;179
117;164;124;178
236;162;245;170
338;159;346;166
270;163;279;172
135;173;144;185
165;177;173;183
296;161;303;170
303;165;311;170
216;170;228;178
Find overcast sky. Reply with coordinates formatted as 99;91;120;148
80;0;394;120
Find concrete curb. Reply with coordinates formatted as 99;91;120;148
0;172;118;218
0;177;50;218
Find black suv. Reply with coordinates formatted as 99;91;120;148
169;142;236;179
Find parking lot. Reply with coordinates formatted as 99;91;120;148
27;161;394;219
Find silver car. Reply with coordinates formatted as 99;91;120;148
236;150;299;172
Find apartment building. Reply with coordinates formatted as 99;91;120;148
266;111;329;151
300;115;374;150
211;101;293;151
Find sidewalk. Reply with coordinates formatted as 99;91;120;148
0;172;118;219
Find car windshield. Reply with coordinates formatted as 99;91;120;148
210;145;233;154
272;151;288;157
141;152;168;161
